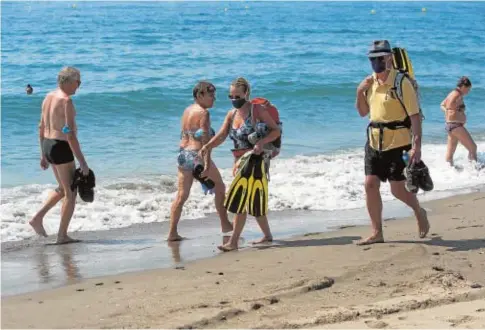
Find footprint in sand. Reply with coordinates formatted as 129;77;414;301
268;297;279;304
251;303;263;310
364;320;388;329
448;315;475;327
448;203;463;208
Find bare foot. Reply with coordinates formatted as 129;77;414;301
29;218;48;237
167;234;185;241
221;221;233;234
221;236;230;245
217;243;238;252
56;235;81;245
356;234;384;246
417;208;430;238
251;236;273;245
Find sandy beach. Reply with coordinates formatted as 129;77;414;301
2;191;485;329
3;2;485;329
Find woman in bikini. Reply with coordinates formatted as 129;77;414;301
201;77;281;251
29;67;89;244
168;81;232;241
441;76;476;166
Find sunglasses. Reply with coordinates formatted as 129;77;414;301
369;56;385;62
228;95;244;100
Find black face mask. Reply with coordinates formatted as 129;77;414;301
370;57;387;73
231;98;246;109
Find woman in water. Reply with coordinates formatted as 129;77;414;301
168;81;232;241
29;66;89;244
441;76;477;166
201;77;281;251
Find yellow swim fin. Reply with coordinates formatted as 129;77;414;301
247;154;268;217
224;153;253;214
224;153;268;217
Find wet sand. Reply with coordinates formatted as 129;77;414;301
2;198;418;296
2;191;485;329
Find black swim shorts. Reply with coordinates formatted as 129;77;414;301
42;139;74;165
364;143;411;182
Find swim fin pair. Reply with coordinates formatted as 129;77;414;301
224;152;268;217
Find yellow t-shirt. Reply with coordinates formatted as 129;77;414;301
366;69;420;151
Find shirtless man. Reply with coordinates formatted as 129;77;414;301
29;67;89;244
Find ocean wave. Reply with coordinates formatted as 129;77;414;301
2;140;485;242
3;79;482;100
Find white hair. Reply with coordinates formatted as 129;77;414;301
57;66;80;85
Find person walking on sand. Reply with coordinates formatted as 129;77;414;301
441;76;477;167
200;77;281;251
354;40;429;245
29;66;89;244
168;81;233;241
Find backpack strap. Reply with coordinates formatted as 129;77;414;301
394;71;408;117
230;108;237;128
394;71;425;121
250;103;257;129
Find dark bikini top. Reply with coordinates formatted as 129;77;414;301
228;105;256;152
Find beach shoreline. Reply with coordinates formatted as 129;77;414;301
2;185;482;297
2;191;485;328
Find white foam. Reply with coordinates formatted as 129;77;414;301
2;141;485;242
268;141;485;212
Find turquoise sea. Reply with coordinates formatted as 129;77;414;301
1;1;485;242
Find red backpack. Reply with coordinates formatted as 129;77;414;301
251;97;282;156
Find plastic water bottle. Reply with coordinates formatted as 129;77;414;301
402;150;410;166
201;182;214;195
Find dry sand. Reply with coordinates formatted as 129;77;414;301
2;192;485;329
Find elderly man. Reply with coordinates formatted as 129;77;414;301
355;40;429;245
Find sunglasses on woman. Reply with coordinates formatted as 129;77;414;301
228;95;244;100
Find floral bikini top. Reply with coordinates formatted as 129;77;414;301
228;106;256;152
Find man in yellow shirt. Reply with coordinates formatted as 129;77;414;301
355;40;429;245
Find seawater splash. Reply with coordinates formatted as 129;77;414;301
2;141;485;242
